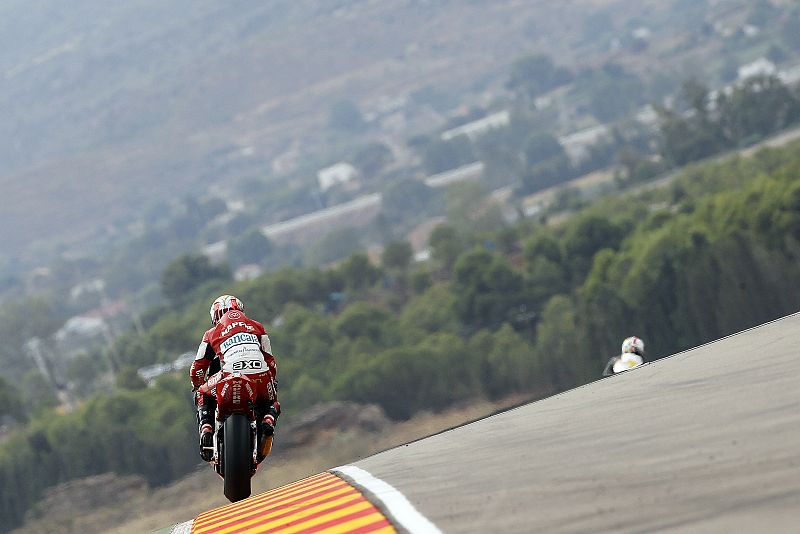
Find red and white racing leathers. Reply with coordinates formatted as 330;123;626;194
190;309;279;414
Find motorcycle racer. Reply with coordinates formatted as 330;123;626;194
190;295;280;462
602;336;646;377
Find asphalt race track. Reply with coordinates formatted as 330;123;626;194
158;313;800;533
354;312;800;533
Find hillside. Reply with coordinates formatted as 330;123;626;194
3;132;800;530
1;3;799;531
0;0;769;261
10;398;522;534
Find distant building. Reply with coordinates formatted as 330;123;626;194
318;162;359;192
261;194;381;245
413;248;431;262
271;140;302;175
424;162;485;188
635;105;660;130
69;278;105;301
55;316;108;342
738;58;776;81
779;64;800;86
632;26;651;40
234;264;263;281
441;110;510;141
742;24;760;38
202;240;228;264
558;125;611;165
137;351;197;385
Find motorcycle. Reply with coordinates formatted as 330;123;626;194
197;370;272;502
602;352;644;377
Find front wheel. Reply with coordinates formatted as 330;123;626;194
223;413;253;502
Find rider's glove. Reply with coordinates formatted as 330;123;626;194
190;367;206;389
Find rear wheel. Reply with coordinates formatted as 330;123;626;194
223;414;252;502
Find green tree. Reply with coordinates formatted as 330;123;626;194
160;254;231;303
227;228;274;266
421;135;476;174
328;100;366;132
333;302;391;342
338;253;381;291
334;341;478;420
21;370;58;417
409;270;433;294
0;376;26;424
225;212;256;235
766;44;787;65
428;224;464;273
381;177;440;226
66;352;107;396
506;54;573;100
717;76;800;147
444;181;506;235
116;366;147;390
658;106;722;165
563;213;627;282
524;232;570;309
382;241;413;271
519;153;573;194
399;284;459;335
283;374;326;410
531;295;587;390
306;227;363;265
353;142;393;179
479;324;539;398
586;65;646;122
523;133;565;167
453;248;525;329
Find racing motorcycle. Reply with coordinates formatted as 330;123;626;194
602;352;644;377
197;371;272;502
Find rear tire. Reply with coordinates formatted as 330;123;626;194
223;414;252;502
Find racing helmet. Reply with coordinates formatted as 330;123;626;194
621;336;645;356
210;295;244;325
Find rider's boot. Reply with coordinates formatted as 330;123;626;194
257;403;280;463
197;401;215;462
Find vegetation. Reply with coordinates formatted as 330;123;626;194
3;2;800;530
506;54;573;100
3;138;800;530
659;76;800;166
160;254;232;305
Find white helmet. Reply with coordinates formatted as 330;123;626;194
621;336;645;356
210;295;244;325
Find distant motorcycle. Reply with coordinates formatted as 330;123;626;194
197;371;272;502
602;353;644;377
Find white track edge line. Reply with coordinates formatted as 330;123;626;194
169;519;193;534
330;465;442;534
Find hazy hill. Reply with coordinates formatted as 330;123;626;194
0;0;758;261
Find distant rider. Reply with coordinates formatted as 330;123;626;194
602;336;646;377
190;295;280;462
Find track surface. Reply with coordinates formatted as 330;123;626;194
355;313;800;533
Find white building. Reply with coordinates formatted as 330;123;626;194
558;125;611;165
317;162;359;192
54;316;108;343
234;264;263;281
738;58;777;81
441;110;511;141
424;162;485;188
